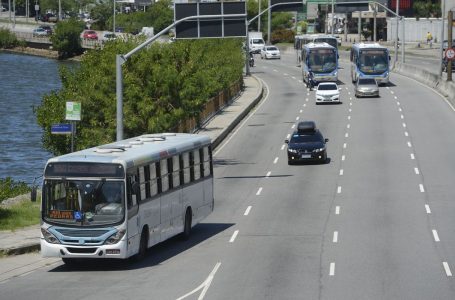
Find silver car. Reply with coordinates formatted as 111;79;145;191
355;78;379;98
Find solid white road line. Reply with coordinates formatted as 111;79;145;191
281;144;285;150
419;184;425;193
443;262;453;277
425;204;431;214
273;157;279;164
329;263;336;276
266;171;271;178
337;186;342;194
432;230;440;242
229;230;239;243
244;206;252;216
414;168;420;175
335;206;340;215
333;231;338;243
177;262;222;300
410;153;415;160
256;187;263;195
339;169;344;176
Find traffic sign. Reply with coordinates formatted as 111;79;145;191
51;124;72;135
445;48;455;61
66;102;81;121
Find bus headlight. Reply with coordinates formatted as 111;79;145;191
41;228;60;244
105;229;126;245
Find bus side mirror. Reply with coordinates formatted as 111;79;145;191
31;186;37;202
131;182;140;195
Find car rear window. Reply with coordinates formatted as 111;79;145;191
358;78;376;85
290;133;322;143
318;84;337;90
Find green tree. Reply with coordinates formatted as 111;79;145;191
50;18;85;58
36;39;244;155
413;0;441;19
89;0;113;30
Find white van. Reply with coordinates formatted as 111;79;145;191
249;32;265;54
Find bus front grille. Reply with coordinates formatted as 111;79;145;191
66;247;98;254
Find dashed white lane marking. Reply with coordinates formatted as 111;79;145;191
394;96;398;100
283;73;288;76
391;91;395;95
298;80;303;83
348;116;351;120
244;206;252;216
333;231;338;243
347;124;351;129
273;69;278;72
414;167;420;175
443;262;453;277
398;107;402;112
386;87;390;90
397;101;401;106
286;134;291;139
296;116;300;121
307;93;310;96
337;186;342;194
229;230;239;242
349;97;352;101
400;114;404;119
405;131;409;137
407;142;412;148
425;204;431;214
273;157;279;164
348;108;352;113
306;99;309;102
342;155;346;161
266;171;271;178
335;206;340;215
256;187;263;195
303;104;307;107
292;76;296;79
410;153;415;160
349;102;352;106
299;109;303;113
339;169;344;176
329;263;336;276
281;144;285;150
347;92;351;95
432;230;440;242
419;184;425;193
343;143;347;149
402;123;407;128
292;124;296;129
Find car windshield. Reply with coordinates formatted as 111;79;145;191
290;133;322;143
358;50;388;75
318;84;337;90
358;78;376;85
43;179;125;226
308;49;337;73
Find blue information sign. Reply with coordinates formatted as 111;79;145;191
51;124;72;135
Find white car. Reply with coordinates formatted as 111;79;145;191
315;82;340;104
260;46;281;59
101;31;117;43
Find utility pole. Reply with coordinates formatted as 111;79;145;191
113;0;116;33
258;0;261;32
448;10;453;81
358;11;361;42
439;0;445;77
267;0;271;44
373;3;377;42
395;0;399;65
331;0;334;34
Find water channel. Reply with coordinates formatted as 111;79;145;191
0;52;75;185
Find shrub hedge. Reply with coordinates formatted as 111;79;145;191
0;28;26;49
0;177;31;203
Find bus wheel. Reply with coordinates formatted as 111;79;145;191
181;208;192;241
136;228;148;261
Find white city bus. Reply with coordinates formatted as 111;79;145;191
301;42;338;84
350;43;390;85
40;133;214;264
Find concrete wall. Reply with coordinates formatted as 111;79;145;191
387;18;455;43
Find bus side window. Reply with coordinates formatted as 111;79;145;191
173;155;180;187
149;163;158;196
189;151;195;182
160;159;169;193
202;147;210;177
144;165;151;198
127;174;139;210
139;166;146;200
182;152;190;184
167;158;173;189
193;150;200;180
156;163;162;194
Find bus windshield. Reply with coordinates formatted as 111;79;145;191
358;50;388;75
43;179;125;226
314;38;337;49
308;49;337;73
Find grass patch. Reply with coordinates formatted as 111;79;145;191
0;199;41;231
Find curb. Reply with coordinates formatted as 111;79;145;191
0;243;40;256
211;75;264;150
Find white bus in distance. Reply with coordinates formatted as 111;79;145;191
350;43;390;85
40;133;214;264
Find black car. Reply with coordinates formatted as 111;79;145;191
285;121;329;165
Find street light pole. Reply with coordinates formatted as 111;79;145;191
394;0;399;65
258;0;261;32
267;0;271;44
113;0;116;33
439;0;445;77
331;0;334;35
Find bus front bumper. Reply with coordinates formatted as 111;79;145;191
41;239;129;259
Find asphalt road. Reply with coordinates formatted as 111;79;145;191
2;51;455;299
